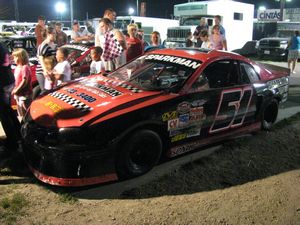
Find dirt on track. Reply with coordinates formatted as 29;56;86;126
0;113;300;225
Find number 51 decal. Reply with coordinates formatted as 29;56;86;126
209;87;253;133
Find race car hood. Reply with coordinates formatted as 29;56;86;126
29;75;167;128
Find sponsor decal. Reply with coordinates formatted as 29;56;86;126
85;76;124;86
145;54;201;69
85;83;122;97
190;106;203;114
189;114;204;123
191;99;206;107
178;114;189;127
190;106;206;122
177;101;191;114
169;140;203;157
168;118;179;131
162;111;178;121
65;88;97;102
44;101;63;113
71;85;107;98
171;133;187;143
169;130;181;137
187;127;201;138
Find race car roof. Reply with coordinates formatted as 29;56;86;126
148;48;247;65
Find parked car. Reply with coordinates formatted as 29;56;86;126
0;35;37;57
255;30;294;60
21;48;289;187
25;27;35;36
232;40;258;57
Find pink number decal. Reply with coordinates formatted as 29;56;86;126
210;87;253;133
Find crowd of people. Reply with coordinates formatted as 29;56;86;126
186;15;227;51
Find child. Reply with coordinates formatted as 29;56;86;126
43;56;56;90
200;30;212;49
52;47;71;86
90;46;105;74
185;31;194;47
12;48;32;118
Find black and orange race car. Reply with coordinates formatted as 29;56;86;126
21;48;289;187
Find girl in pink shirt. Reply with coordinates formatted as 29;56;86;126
210;25;227;51
12;48;32;118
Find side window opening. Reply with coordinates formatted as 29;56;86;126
202;60;239;88
240;62;259;83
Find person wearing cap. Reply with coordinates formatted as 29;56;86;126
35;15;46;47
71;21;93;43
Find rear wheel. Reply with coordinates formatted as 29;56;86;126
116;129;162;180
261;99;278;130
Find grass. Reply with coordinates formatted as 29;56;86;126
0;193;28;225
57;192;78;204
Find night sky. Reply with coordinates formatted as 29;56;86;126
1;0;300;22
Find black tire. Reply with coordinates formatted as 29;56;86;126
261;99;279;130
116;129;162;180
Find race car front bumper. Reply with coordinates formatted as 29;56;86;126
21;121;118;187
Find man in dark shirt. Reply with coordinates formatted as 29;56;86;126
0;42;21;156
193;18;209;47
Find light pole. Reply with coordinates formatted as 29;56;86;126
136;0;139;16
276;0;292;21
280;0;285;21
55;2;66;21
70;0;73;24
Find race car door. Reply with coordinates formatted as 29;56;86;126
188;59;257;138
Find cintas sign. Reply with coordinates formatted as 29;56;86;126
257;9;281;21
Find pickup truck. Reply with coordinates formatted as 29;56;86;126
255;30;293;60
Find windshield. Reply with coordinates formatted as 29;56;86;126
181;17;200;26
114;19;131;30
107;54;200;92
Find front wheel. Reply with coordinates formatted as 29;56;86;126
261;99;278;130
116;129;162;180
